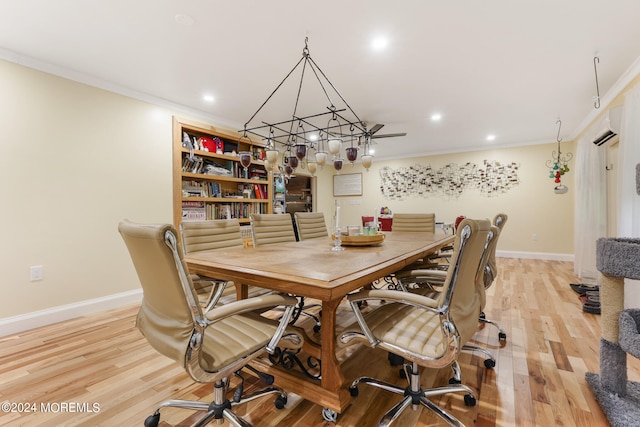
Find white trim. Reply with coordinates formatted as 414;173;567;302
0;48;241;132
0;289;142;337
497;250;574;262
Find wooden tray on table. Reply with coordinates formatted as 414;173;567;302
333;232;385;246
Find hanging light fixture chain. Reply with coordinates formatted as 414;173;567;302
306;54;364;129
287;56;310;143
243;55;306;128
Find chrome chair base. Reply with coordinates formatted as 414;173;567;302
348;362;476;427
144;378;287;427
479;312;508;343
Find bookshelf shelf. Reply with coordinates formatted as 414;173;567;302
173;117;274;227
179;147;267;166
183;196;270;203
181;172;268;184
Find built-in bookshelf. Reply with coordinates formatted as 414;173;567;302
172;117;273;228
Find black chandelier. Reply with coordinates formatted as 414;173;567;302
240;37;374;175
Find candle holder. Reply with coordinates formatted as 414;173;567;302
331;201;344;251
331;227;345;251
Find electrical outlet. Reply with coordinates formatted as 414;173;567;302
30;265;44;282
531;233;538;241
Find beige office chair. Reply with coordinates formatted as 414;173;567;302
251;213;321;331
378;213;439;289
119;220;303;427
396;214;508;350
339;218;494;427
250;213;297;246
477;213;508;342
181;219;270;311
294;212;328;240
391;212;436;232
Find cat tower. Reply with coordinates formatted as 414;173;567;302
586;164;640;426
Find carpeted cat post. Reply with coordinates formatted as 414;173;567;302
586;163;640;426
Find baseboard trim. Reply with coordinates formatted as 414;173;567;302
497;250;574;262
0;289;142;337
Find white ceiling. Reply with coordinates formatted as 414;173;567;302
2;0;640;159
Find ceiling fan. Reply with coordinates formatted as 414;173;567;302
366;123;407;140
355;123;407;147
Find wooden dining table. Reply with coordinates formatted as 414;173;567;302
184;231;454;415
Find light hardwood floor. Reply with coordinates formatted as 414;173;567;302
1;258;638;426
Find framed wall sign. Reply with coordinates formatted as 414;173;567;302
333;173;363;196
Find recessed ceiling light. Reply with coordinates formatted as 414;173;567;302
371;36;389;51
175;14;195;26
486;134;496;141
369;148;375;155
203;94;215;103
431;113;442;122
308;134;319;141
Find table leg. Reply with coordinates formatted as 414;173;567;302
235;282;248;300
249;296;351;413
320;298;345;392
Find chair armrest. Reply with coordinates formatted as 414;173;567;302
347;289;439;310
395;269;447;285
193;278;230;312
204;294;298;323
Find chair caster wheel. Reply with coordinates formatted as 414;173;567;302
322;407;338;422
387;352;404;366
464;394;476;406
349;386;359;397
144;413;160;427
449;377;461;385
275;395;287;409
313;324;321;333
484;358;496;368
499;332;507;342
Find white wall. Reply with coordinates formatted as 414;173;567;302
0;59;174;319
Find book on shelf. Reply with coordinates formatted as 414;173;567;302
253;183;268;199
211;182;222;197
219;204;232;220
182;201;206;221
182;181;204;197
249;166;267;180
253;183;261;199
182;155;204;174
203;201;269;221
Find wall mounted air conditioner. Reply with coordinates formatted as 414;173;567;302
592;106;623;147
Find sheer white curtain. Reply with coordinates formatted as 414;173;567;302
617;83;640;237
574;131;607;283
